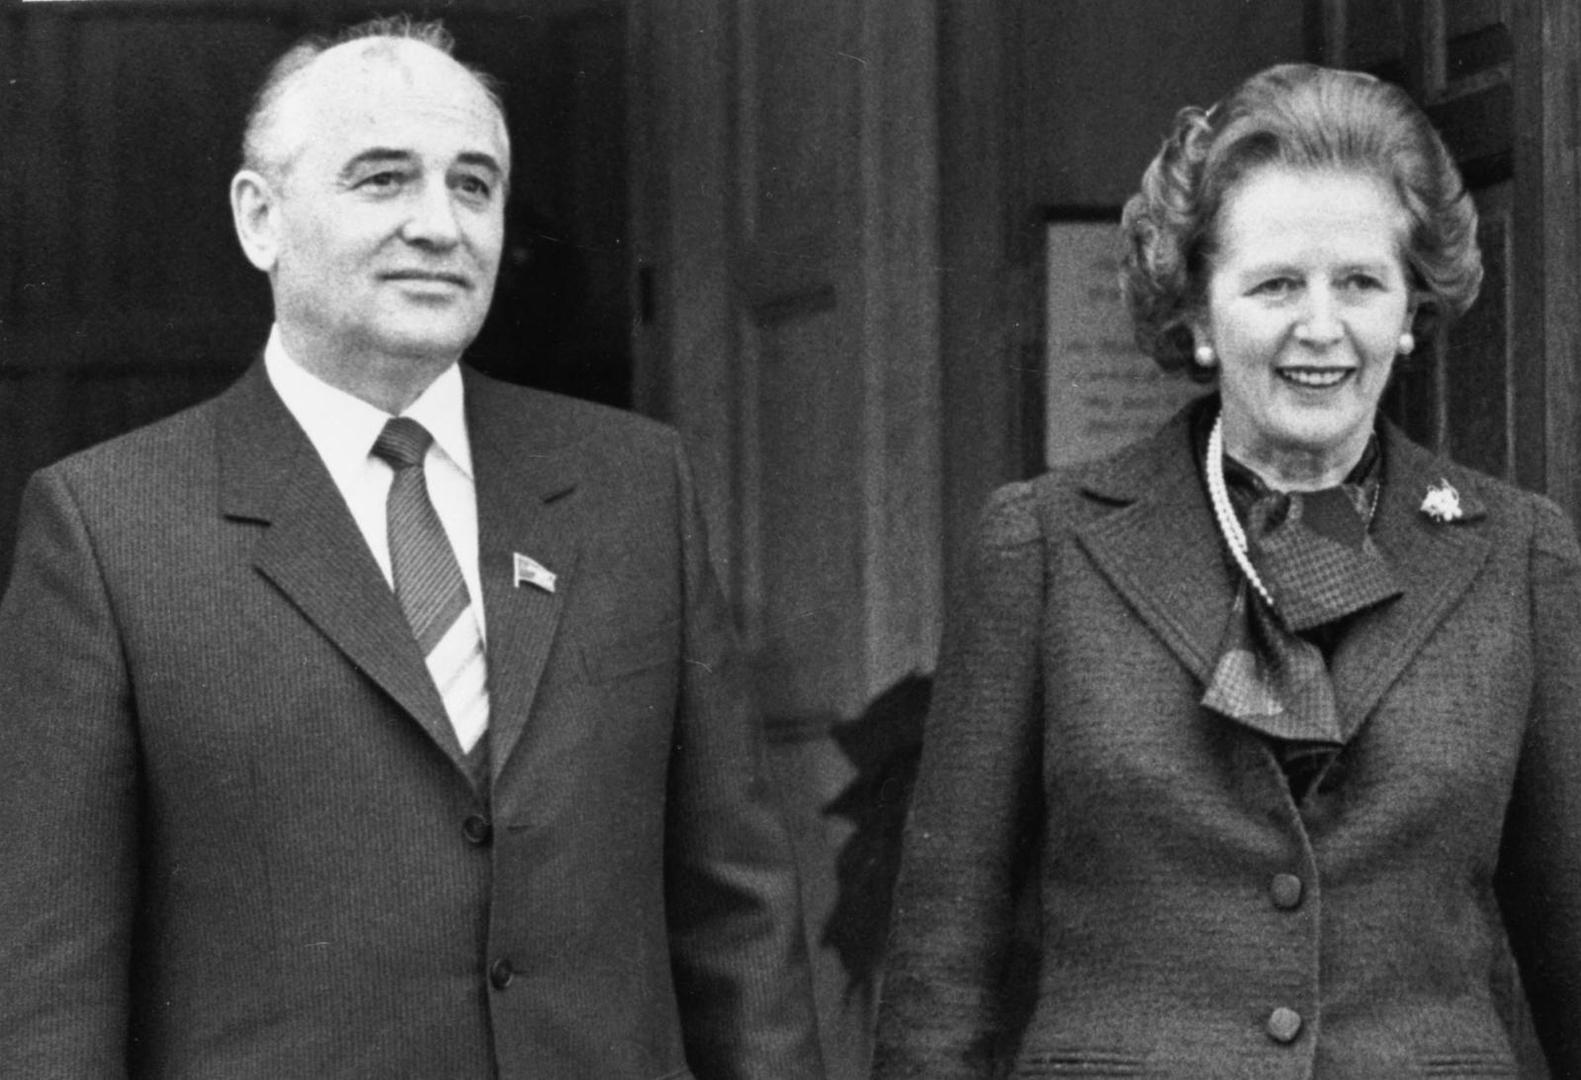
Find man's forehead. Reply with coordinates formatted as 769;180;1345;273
278;39;508;166
312;37;463;93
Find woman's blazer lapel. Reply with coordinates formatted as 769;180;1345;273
1068;404;1497;744
1328;423;1493;734
1071;404;1236;687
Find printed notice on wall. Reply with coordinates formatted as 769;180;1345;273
1044;219;1204;468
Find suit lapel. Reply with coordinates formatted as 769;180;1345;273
1073;401;1234;684
464;372;583;780
217;365;466;766
1329;425;1492;734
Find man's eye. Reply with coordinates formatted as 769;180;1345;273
456;175;493;199
1344;273;1384;291
359;171;405;192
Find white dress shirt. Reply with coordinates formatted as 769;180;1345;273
263;327;487;643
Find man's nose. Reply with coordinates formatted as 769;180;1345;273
400;181;462;248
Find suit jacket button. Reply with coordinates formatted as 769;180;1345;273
1266;1007;1303;1044
489;958;515;990
462;814;492;846
1269;873;1304;909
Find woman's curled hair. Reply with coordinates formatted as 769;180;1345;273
1120;63;1483;378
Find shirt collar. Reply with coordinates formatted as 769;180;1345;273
263;325;473;479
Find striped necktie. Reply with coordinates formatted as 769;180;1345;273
371;417;489;754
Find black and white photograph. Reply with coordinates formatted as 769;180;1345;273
1;2;1577;1077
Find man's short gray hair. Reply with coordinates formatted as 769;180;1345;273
239;15;507;178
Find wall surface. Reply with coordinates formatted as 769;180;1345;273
935;0;1311;595
1020;0;1312;209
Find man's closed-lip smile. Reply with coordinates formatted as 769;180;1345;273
383;269;469;288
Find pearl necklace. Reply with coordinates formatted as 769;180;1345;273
1206;415;1276;608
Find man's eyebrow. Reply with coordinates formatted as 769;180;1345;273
334;148;507;189
455;151;505;179
337;148;415;180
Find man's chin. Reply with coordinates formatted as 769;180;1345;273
369;324;485;367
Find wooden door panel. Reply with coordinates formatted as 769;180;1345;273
1327;0;1579;518
1321;2;1581;1076
1321;0;1581;512
1443;182;1512;477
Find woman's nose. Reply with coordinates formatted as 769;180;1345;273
1293;286;1343;345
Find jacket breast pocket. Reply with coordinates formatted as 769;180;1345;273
1419;1053;1518;1077
1014;1049;1152;1077
581;619;680;684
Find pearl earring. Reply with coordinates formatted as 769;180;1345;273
1398;331;1416;356
1194;344;1216;367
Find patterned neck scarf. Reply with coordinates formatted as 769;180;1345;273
1196;410;1403;797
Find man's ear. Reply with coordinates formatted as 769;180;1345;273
231;170;281;272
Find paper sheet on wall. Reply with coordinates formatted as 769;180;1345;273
1044;220;1205;468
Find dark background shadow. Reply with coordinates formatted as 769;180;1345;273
0;1;632;592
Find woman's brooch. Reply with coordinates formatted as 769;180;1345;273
1421;478;1464;522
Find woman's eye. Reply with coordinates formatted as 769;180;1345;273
457;175;493;199
1252;277;1296;297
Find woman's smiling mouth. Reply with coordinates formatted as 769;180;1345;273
1278;367;1354;389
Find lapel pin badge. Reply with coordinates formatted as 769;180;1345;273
512;552;557;593
1420;478;1463;523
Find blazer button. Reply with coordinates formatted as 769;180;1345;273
489;958;515;990
1266;1007;1303;1044
462;814;492;846
1269;873;1304;909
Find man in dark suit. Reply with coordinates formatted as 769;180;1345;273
0;18;824;1079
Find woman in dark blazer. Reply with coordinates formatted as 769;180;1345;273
873;64;1581;1079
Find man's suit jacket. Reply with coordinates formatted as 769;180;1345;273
0;363;825;1080
874;398;1581;1080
